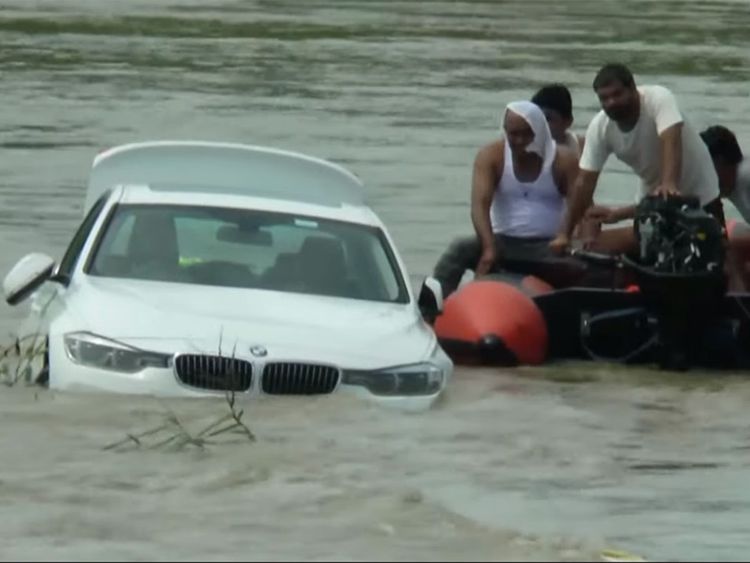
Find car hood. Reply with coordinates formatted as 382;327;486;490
58;277;435;368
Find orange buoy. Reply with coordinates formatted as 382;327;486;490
434;279;548;366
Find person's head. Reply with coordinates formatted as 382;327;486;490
531;84;573;143
503;101;554;161
701;125;743;195
504;107;536;156
592;63;639;122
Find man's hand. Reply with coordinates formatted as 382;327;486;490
548;234;570;255
654;182;680;199
585;205;618;224
475;246;497;276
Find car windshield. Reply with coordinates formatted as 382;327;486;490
87;204;408;303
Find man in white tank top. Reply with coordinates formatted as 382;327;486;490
432;99;580;297
551;63;725;256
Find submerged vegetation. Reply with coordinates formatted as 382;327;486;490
0;332;47;387
102;390;256;452
0;332;256;452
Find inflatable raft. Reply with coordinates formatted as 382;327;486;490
421;196;750;371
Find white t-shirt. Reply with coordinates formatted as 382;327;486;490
729;158;750;222
579;85;719;206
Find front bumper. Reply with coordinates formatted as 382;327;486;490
48;337;452;411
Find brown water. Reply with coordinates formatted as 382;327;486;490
1;1;749;560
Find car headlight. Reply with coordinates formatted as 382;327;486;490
342;362;445;396
63;332;170;373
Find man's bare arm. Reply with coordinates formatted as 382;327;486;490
561;169;600;238
611;205;637;222
657;122;683;196
577;133;586;156
470;144;500;274
558;147;579;202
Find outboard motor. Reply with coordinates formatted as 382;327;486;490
634;195;725;275
625;194;727;370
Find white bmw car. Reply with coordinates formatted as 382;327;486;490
3;141;451;410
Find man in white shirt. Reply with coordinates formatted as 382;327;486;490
550;63;726;256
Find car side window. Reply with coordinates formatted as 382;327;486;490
56;194;109;279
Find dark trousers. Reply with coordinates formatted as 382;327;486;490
432;233;588;297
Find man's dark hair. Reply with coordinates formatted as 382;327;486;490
592;63;636;91
531;84;573;120
701;125;743;165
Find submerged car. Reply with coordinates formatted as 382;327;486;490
3;141;452;409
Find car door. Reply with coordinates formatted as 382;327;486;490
23;193;111;333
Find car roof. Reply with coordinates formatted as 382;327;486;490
113;183;384;226
86;141;369;215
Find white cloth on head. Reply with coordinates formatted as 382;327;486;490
504;100;557;168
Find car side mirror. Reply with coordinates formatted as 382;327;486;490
418;276;444;323
3;253;57;306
